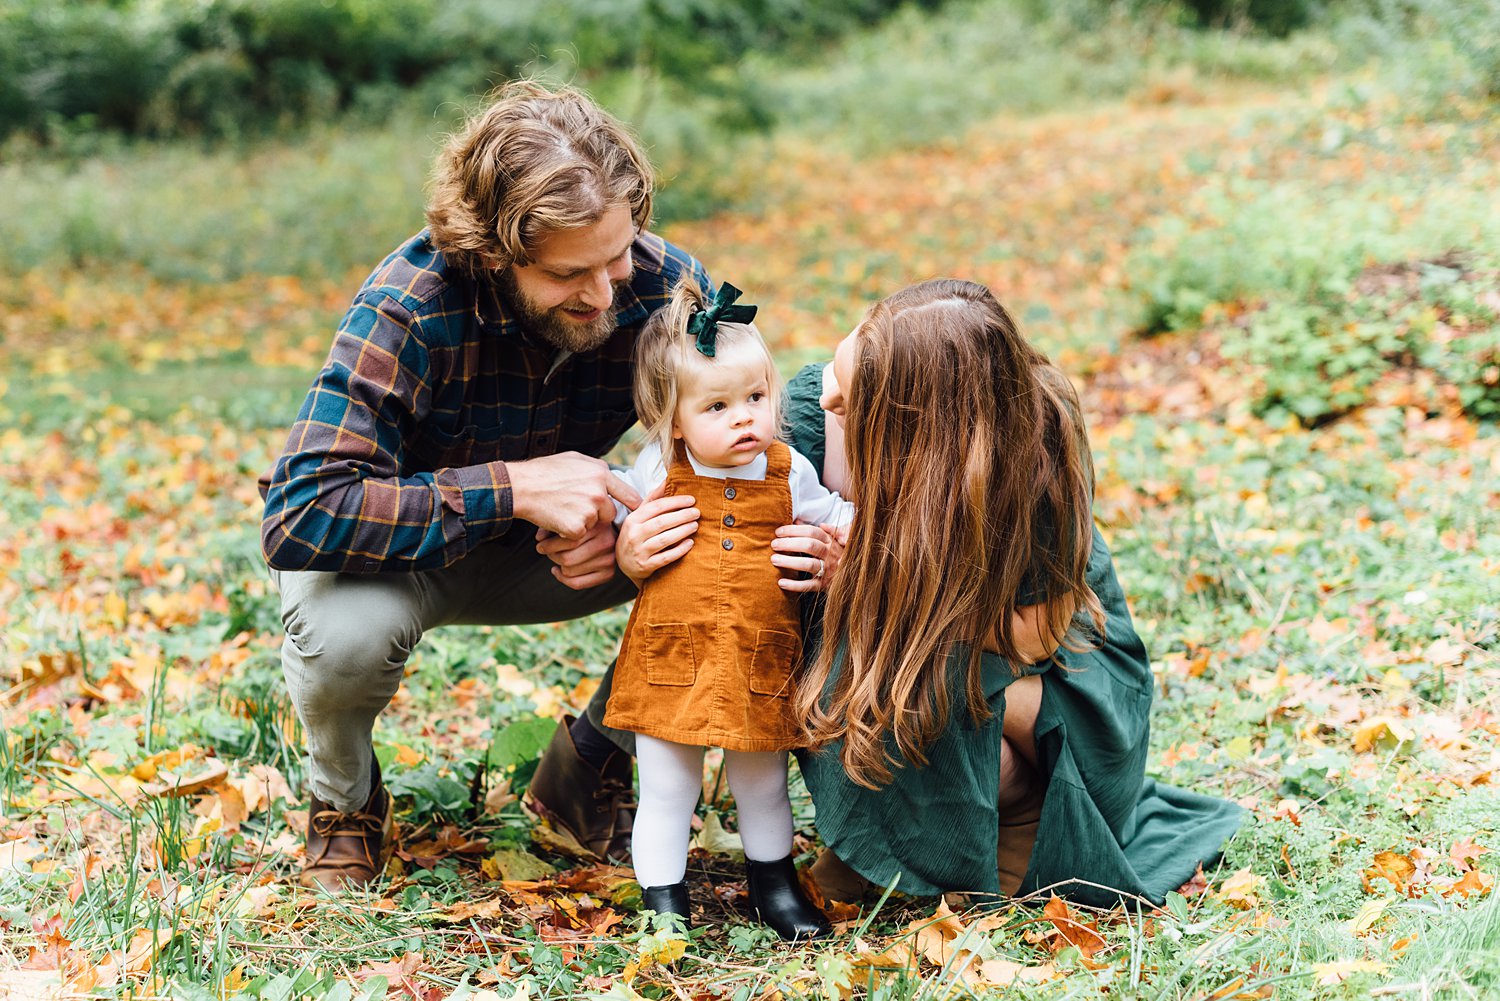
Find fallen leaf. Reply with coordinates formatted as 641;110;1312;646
130;743;206;782
1312;959;1388;985
1449;836;1488;872
691;812;744;858
1443;869;1493;900
355;952;438;1001
1214;868;1265;909
1041;896;1106;959
0;969;63;1001
1352;716;1414;754
0;840;45;871
487;847;554;882
1346;897;1390;936
1363;852;1416;895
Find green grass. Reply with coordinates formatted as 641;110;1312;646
3;3;1500;999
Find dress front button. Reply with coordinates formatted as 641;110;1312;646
722;538;734;551
724;486;736;500
723;514;735;527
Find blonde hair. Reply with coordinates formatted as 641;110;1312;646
426;80;654;276
796;279;1104;788
633;277;784;460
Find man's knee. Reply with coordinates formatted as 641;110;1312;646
278;572;422;706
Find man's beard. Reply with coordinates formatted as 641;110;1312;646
496;269;630;353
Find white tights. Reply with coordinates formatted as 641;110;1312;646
632;734;794;888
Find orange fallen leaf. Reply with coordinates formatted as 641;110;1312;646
1041;895;1106;959
1449;836;1489;872
1443;869;1493;900
1363;852;1416;895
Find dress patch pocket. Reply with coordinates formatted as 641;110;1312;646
644;623;697;686
749;630;801;698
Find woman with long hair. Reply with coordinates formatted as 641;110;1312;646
773;278;1242;903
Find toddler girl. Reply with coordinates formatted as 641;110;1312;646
605;278;849;940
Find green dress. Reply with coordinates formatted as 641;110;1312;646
783;364;1243;908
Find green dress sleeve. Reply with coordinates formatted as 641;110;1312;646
783;363;828;480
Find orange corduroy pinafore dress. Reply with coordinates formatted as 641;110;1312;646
605;440;804;752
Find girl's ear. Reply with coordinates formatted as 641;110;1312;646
671;426;683;440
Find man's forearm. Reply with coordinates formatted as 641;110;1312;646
261;460;513;572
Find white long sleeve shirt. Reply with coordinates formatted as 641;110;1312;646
611;440;854;528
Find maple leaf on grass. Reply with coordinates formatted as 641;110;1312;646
1449;836;1489;872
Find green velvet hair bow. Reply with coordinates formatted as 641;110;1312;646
686;282;757;358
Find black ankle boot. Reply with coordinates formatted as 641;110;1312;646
641;881;692;931
747;856;832;941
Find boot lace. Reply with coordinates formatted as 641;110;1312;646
308;804;385;869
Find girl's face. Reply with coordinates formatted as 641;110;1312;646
672;341;775;469
819;325;859;425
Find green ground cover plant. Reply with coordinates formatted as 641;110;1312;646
2;1;1499;998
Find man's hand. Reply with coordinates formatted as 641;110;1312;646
615;482;699;585
536;518;623;590
509;452;642;540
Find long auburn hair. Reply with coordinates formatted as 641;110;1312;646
795;279;1103;788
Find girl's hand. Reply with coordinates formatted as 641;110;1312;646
772;522;847;593
616;482;699;585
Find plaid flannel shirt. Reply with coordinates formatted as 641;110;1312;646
259;228;711;573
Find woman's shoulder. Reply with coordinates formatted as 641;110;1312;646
783;362;828;478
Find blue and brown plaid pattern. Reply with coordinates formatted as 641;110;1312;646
259;228;711;572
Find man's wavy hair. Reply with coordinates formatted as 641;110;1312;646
426;81;654;276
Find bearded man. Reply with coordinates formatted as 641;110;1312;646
259;81;707;890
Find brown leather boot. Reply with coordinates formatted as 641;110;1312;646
525;714;634;861
299;760;394;892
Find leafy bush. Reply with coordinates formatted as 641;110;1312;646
1127;166;1500;425
1213;262;1500;425
0;0;942;145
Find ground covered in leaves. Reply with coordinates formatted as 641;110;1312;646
3;61;1500;1001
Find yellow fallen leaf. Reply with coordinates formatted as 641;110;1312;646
220;965;247;995
1312;959;1388;985
181;814;221;860
1214;868;1265;909
131;743;205;782
488;847;554;882
906;899;970;967
691;812;744;857
140;758;228;798
124;926;174;974
1353;717;1414;754
636;930;687;969
1346;897;1390;936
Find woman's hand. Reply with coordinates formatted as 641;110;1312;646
615;482;699;586
772;522;847;593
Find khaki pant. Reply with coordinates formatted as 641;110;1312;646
273;528;637;812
